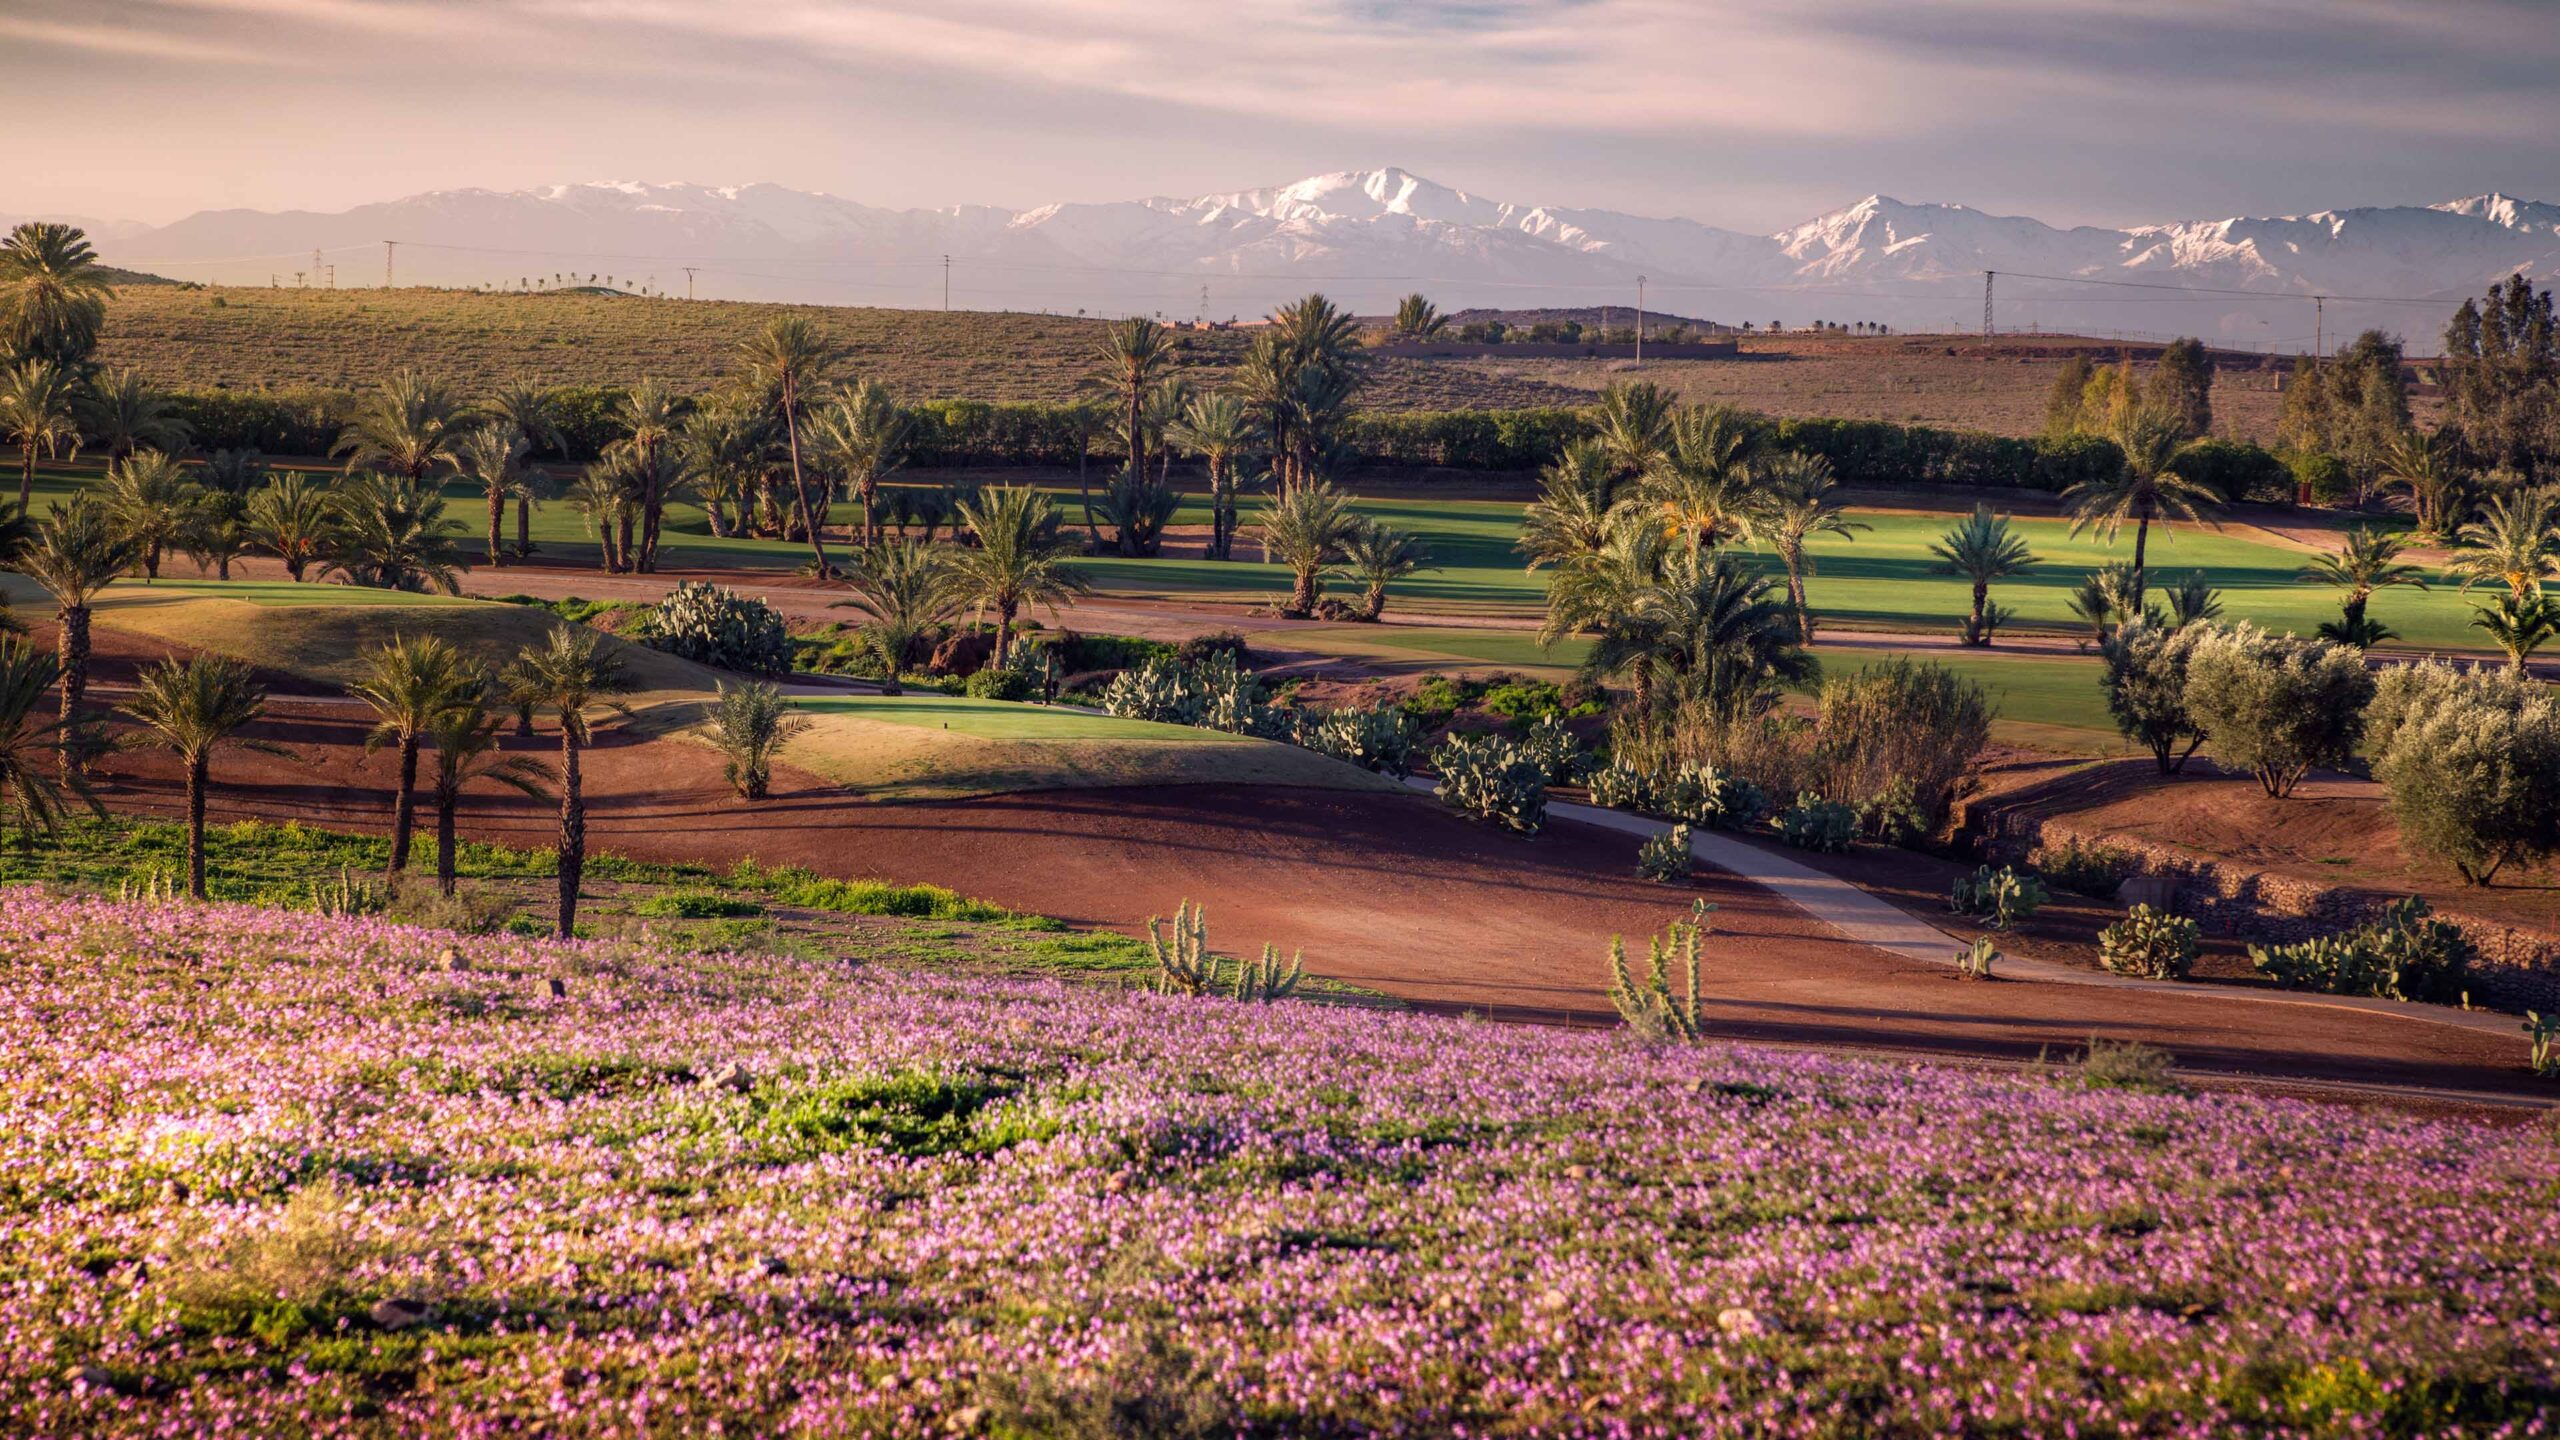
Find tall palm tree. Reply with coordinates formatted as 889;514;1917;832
2379;428;2471;539
1089;318;1177;521
351;634;479;874
15;495;134;777
0;222;113;368
114;655;284;899
1166;392;1261;560
2062;406;2217;599
1254;481;1364;617
484;381;565;556
326;472;467;593
96;450;204;582
1540;511;1674;718
1592;379;1676;477
502;625;631;939
245;472;338;582
423;684;547;896
831;538;951;694
737;315;840;576
681;401;770;540
450;424;529;568
2299;525;2428;647
1338;522;1434;621
1749;452;1864;642
1518;438;1626;571
0;358;82;514
1391;294;1447;338
1928;504;2038;646
944;485;1090;667
80;369;189;464
812;378;910;545
332;370;472;482
614;378;685;570
1640;405;1758;554
0;637;96;848
1640;548;1815;721
2471;591;2559;673
2450;488;2559;600
1236;295;1365;493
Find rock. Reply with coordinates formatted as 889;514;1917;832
71;1364;116;1392
440;946;468;973
369;1297;432;1332
706;1062;753;1094
1717;1306;1765;1337
1563;1164;1592;1182
547;977;567;999
1537;1288;1570;1312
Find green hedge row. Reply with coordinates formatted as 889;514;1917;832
160;386;2290;496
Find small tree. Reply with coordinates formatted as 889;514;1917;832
946;485;1089;667
503;625;631;939
1336;522;1433;621
833;539;951;694
2099;619;2213;774
114;655;286;898
2371;660;2560;884
351;634;480;874
17;494;135;777
422;693;547;897
1255;481;1364;618
2299;525;2427;647
2181;624;2374;797
707;681;813;801
245;473;339;582
1928;504;2036;646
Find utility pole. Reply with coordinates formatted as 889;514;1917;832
942;254;950;311
1982;271;1995;337
383;240;396;289
684;267;696;301
1635;275;1646;365
2313;295;2325;360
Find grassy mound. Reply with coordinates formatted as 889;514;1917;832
11;894;2558;1435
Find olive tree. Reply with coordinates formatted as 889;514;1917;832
2181;624;2374;797
2369;659;2560;884
2098;619;2214;774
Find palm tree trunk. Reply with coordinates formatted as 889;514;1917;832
614;510;635;575
1784;552;1812;642
861;476;879;546
487;486;506;567
517;495;534;557
436;790;459;897
555;733;584;940
17;446;31;515
2130;501;2153;599
1077;429;1102;550
782;388;828;577
1291;566;1317;617
185;753;209;900
995;602;1017;669
57;604;87;780
388;735;420;873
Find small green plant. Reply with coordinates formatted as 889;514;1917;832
1233;943;1305;1004
1294;704;1416;778
2077;1038;2183;1094
706;681;813;801
117;867;186;906
2031;836;2136;898
632;890;763;919
1857;777;1929;847
962;667;1038;702
647;579;791;677
2098;904;2199;980
1514;711;1590;785
1143;900;1303;1002
1605;900;1717;1042
1774;792;1857;853
2248;898;2476;1004
1954;937;1999;980
1636;825;1693;884
2526;1012;2559;1078
306;865;388;917
1584;753;1655;811
1432;732;1547;836
1950;865;2048;931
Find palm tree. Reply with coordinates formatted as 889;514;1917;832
0;637;96;848
1592;380;1677;477
1338;522;1434;621
681;401;770;540
1641;548;1816;721
1166;393;1260;560
944;485;1090;667
332;371;472;483
1640;405;1758;554
1089;318;1177;511
1236;296;1365;493
451;424;529;567
1254;481;1364;617
351;634;479;874
614;378;686;570
0;358;82;514
2299;525;2428;647
738;315;841;576
16;495;135;777
570;459;638;573
184;512;255;581
2062;406;2217;599
2450;488;2559;600
2159;571;2223;629
2379;429;2471;539
97;450;204;582
0;222;113;367
1518;438;1626;571
484;381;565;555
1749;452;1864;641
326;472;467;593
2472;591;2559;672
1540;511;1675;718
2064;562;2146;648
245;472;338;582
503;625;631;939
114;656;284;899
812;378;910;545
1928;504;2038;646
423;685;546;896
80;369;189;464
831;539;951;694
1392;294;1447;339
706;681;813;800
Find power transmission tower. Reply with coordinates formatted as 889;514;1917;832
942;254;950;311
1196;284;1208;325
383;240;396;288
684;267;696;301
1636;275;1646;365
1982;271;1995;337
2313;295;2325;359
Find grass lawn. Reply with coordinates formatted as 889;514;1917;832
1812;645;2123;752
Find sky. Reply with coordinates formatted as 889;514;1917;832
8;0;2560;230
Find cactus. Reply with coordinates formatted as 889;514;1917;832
1432;732;1547;836
1146;900;1216;996
1954;937;2000;980
1585;753;1655;811
1774;792;1857;853
1295;704;1416;778
1515;712;1590;785
647;580;791;677
2526;1012;2559;1079
1235;943;1305;1003
116;868;185;906
1949;865;2047;931
2099;903;2199;980
1636;825;1693;884
309;865;391;918
1606;900;1717;1042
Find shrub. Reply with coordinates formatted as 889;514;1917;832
2527;1012;2559;1079
1399;673;1483;730
2098;904;2199;980
707;681;813;801
1484;679;1591;720
1811;659;1990;832
2031;837;2136;898
1100;654;1207;726
1171;631;1252;668
1432;732;1547;836
633;890;763;919
1659;760;1758;829
1514;712;1591;785
2181;624;2374;797
2369;660;2560;885
1775;793;1857;853
648;581;791;677
1294;705;1417;778
2249;898;2475;1004
1636;825;1693;884
1605;901;1716;1041
1857;776;1928;847
963;667;1038;702
1949;865;2047;931
2077;1039;2183;1094
1584;753;1654;811
2099;619;2213;774
2177;438;2293;504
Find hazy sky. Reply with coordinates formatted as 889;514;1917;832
10;0;2560;229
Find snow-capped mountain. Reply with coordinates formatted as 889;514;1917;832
69;169;2560;350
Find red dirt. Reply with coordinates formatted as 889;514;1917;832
75;696;2548;1103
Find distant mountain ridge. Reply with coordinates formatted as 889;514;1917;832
60;168;2560;351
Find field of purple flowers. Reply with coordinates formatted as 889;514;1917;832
6;891;2559;1438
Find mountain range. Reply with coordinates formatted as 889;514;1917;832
42;168;2560;352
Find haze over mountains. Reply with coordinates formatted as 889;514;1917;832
51;168;2560;352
